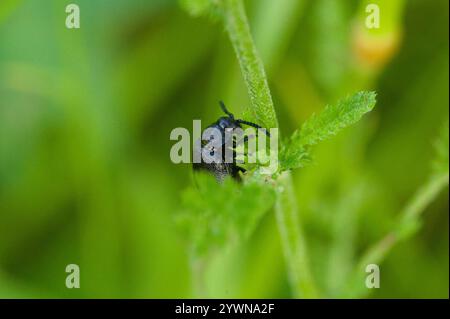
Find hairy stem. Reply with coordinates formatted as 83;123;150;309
275;173;319;298
220;0;318;297
220;0;278;129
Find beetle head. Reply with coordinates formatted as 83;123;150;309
217;116;240;130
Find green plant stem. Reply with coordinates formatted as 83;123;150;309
364;172;448;265
220;0;278;129
220;0;318;297
345;172;449;297
400;173;449;222
275;173;319;298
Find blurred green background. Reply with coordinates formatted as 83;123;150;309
0;0;448;298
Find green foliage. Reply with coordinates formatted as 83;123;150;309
1;0;447;299
280;91;377;171
177;173;276;256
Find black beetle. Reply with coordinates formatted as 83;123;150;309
193;101;269;182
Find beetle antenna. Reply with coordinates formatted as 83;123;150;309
219;101;234;119
236;119;271;137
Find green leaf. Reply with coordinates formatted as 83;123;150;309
293;91;376;147
280;91;377;171
176;173;276;256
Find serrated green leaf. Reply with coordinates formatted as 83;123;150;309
296;91;376;147
280;91;377;171
176;172;276;256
